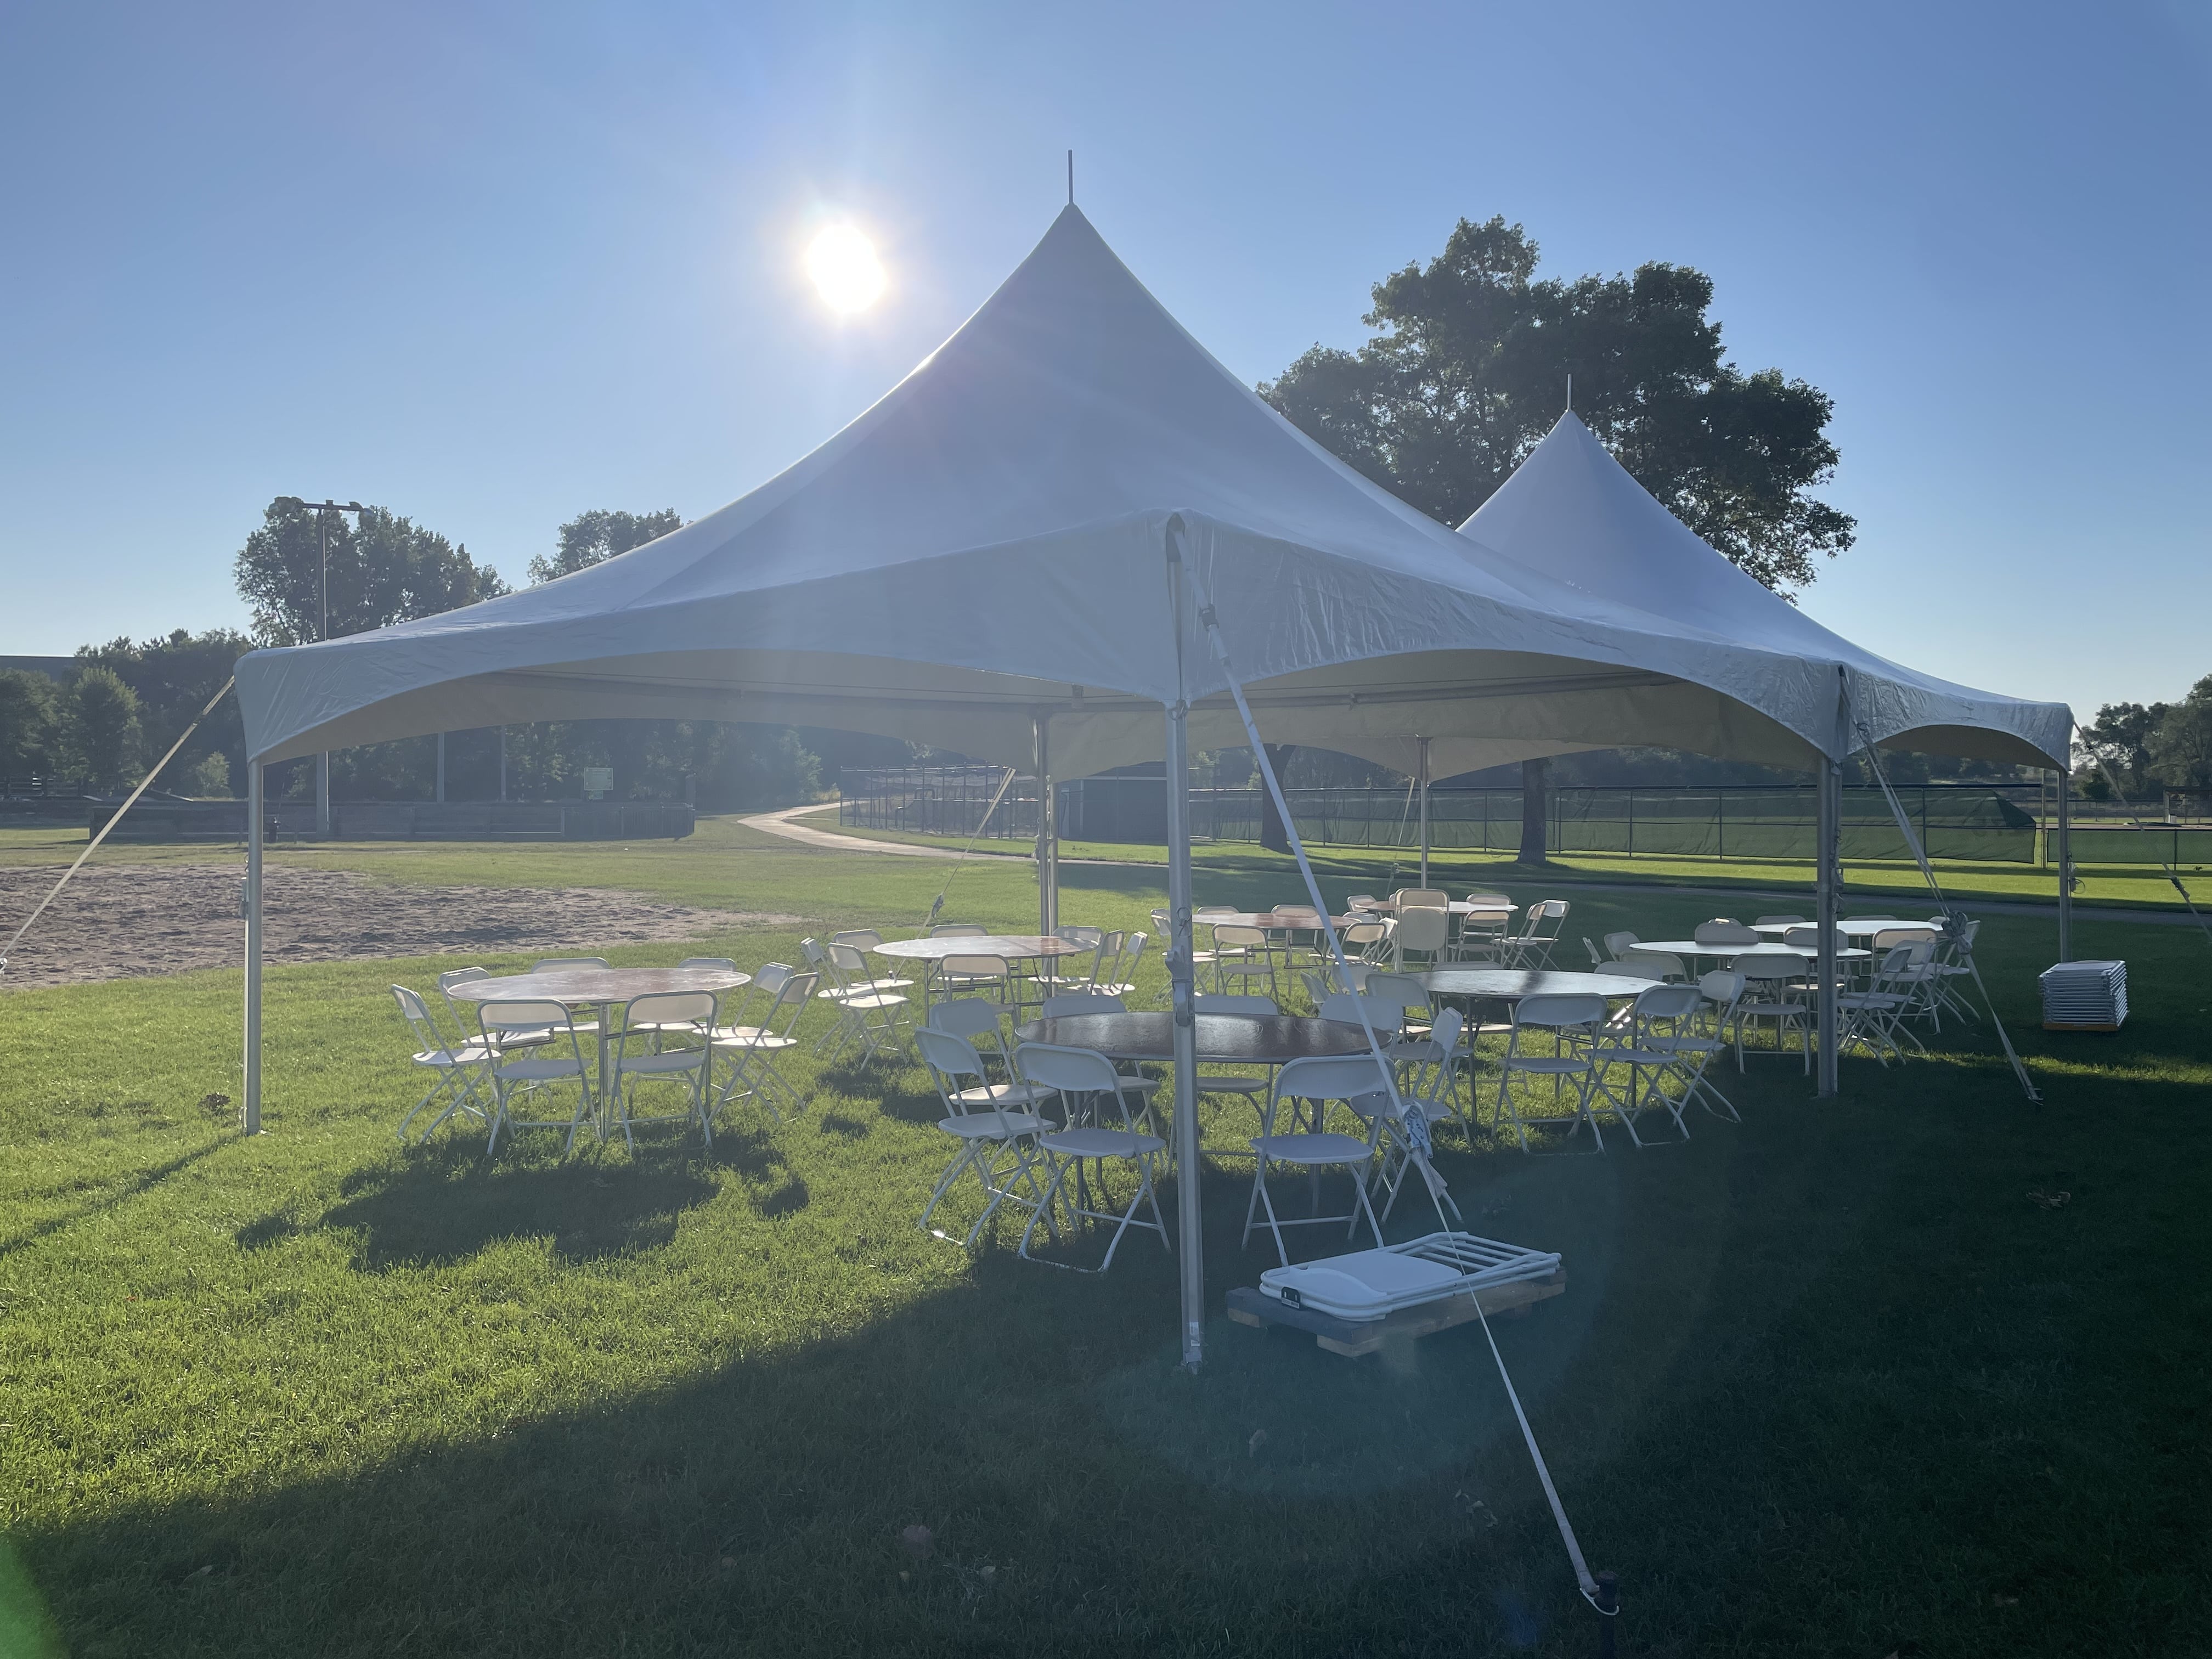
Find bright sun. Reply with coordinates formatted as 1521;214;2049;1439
805;224;886;313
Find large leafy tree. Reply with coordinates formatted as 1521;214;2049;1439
78;628;253;791
1262;216;1855;593
55;665;144;792
2147;676;2212;794
529;508;683;584
234;500;508;647
0;671;60;778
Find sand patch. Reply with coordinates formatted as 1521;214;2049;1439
0;863;805;990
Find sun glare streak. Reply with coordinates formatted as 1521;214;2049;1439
805;224;886;313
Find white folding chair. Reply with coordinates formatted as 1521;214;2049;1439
915;1026;1059;1247
710;964;816;1122
1453;895;1513;962
1835;945;1927;1065
1641;969;1742;1122
935;952;1014;1009
1390;906;1449;972
831;932;914;992
1013;1043;1170;1273
927;997;1013;1080
1039;993;1162;1103
805;939;909;1065
1245;1053;1390;1266
1094;930;1148;1000
1036;925;1107;998
1493;992;1607;1153
1341;1007;1469;1218
1341;918;1393;969
623;960;737;1039
1499;900;1569;968
608;991;718;1150
477;998;595;1155
1592;983;1704;1146
1733;953;1811;1072
1205;923;1277;997
390;985;493;1142
1187;992;1280;1130
1615;949;1686;983
1602;930;1641;957
1692;921;1760;947
1391;888;1451;910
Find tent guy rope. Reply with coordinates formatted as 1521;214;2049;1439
0;676;236;979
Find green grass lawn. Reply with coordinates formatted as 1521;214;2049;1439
3;832;2209;1656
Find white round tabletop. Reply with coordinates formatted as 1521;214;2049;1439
447;966;751;1003
1751;919;1940;940
1416;968;1656;1000
1356;899;1519;916
872;934;1088;962
1631;939;1874;961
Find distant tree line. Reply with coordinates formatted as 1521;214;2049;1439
2076;680;2212;800
0;502;906;809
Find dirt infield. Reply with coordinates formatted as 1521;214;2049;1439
0;863;805;991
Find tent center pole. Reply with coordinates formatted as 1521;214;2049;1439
1417;736;1431;889
1816;757;1841;1098
1034;713;1057;937
1164;528;1204;1370
2056;768;2073;963
245;760;264;1134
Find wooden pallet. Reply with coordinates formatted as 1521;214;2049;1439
1226;1269;1565;1358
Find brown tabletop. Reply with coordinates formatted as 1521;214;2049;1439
873;935;1088;962
445;966;752;1004
1417;968;1656;1001
1357;899;1519;916
1014;1012;1374;1064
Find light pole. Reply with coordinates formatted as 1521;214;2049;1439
275;497;364;835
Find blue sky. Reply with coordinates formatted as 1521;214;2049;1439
2;1;2205;721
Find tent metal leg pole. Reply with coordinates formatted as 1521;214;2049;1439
1816;758;1841;1097
2056;770;2072;963
245;760;264;1135
1034;713;1057;938
1417;735;1430;889
315;753;330;837
436;732;447;804
1165;697;1203;1369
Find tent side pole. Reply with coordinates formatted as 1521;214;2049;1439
1164;529;1204;1372
1034;713;1057;938
2056;768;2072;963
1417;736;1430;889
244;760;264;1135
1816;757;1841;1097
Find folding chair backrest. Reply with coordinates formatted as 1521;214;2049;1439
752;961;793;997
763;970;819;1035
623;992;716;1043
831;931;883;951
1393;889;1450;910
1394;908;1448;952
826;942;875;978
1194;906;1238;919
1466;890;1510;906
1363;973;1430;1014
1425;1006;1464;1053
1318;991;1404;1031
1699;969;1746;1014
916;1026;990;1094
1842;915;1898;926
1041;993;1125;1017
391;985;443;1049
943;954;1011;980
1630;983;1704;1024
680;957;738;972
1782;927;1846;952
1272;1053;1394;1109
532;957;610;972
1754;914;1806;927
1529;900;1568;935
1872;927;1937;951
930;923;986;938
1692;922;1758;945
478;998;574;1033
1602;930;1641;956
1341;920;1389;947
1194;994;1278;1015
1211;923;1268;949
1014;1041;1129;1107
1514;993;1606;1031
437;966;490;1034
927;998;1003;1042
1617;950;1685;981
1736;953;1805;986
1117;932;1149;974
1344;894;1379;912
1056;925;1104;947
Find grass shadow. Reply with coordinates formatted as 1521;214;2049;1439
317;1145;720;1269
0;1138;228;1262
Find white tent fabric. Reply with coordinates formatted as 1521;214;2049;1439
1456;412;2068;769
232;205;2068;778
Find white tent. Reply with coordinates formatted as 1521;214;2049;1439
231;204;2070;1365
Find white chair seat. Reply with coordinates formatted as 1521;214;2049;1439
710;1028;797;1052
411;1047;481;1068
1200;1073;1270;1095
940;1112;1053;1139
495;1055;587;1081
1594;1046;1672;1067
1250;1131;1374;1165
1041;1126;1164;1159
947;1081;1056;1110
1503;1056;1590;1075
614;1048;710;1076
